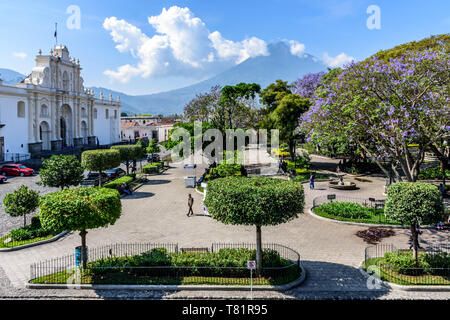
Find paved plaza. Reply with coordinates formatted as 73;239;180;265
0;154;449;299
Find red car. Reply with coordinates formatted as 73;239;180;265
0;164;34;177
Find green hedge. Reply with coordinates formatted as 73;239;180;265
8;216;54;241
89;248;288;269
383;251;450;275
209;163;242;180
418;166;450;180
142;162;163;174
315;202;373;219
103;175;136;189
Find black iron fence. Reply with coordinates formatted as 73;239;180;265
364;244;450;285
313;194;384;208
29;243;301;286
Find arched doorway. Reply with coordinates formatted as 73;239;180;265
60;104;72;147
39;121;51;150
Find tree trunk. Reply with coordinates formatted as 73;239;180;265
80;230;88;269
256;225;262;277
410;223;419;264
23;214;27;228
126;160;129;175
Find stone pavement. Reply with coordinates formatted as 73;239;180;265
0;154;448;300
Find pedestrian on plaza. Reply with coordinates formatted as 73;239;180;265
187;193;194;217
309;172;315;190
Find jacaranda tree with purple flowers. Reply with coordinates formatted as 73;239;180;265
299;48;449;182
293;71;326;99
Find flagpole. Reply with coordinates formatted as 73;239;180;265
55;22;58;46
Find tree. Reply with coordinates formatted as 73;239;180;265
111;145;143;174
121;112;128;117
39;187;121;269
146;139;161;163
385;182;443;263
259;79;291;115
204;176;304;275
81;149;121;186
37;154;84;190
269;94;310;159
299;47;449;182
293;71;326;100
184;85;222;122
3;185;39;227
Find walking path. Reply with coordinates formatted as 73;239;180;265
0;154;448;299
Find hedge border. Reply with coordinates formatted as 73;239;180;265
358;261;450;291
0;231;69;252
26;264;306;291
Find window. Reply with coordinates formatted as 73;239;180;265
114;110;117;119
40;104;49;117
105;109;109;119
81;107;87;117
17;101;25;118
94;108;98;119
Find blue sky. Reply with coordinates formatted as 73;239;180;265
0;0;448;95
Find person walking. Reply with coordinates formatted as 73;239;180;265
309;172;315;190
187;194;194;217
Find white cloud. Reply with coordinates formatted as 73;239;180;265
13;52;27;59
288;40;306;57
322;52;354;68
103;6;270;83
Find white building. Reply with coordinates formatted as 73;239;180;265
0;45;121;162
121;116;176;143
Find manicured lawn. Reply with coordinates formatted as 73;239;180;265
0;234;56;248
313;205;402;225
363;258;450;286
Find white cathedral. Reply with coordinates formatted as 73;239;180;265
0;45;121;162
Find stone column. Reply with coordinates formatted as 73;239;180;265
33;94;39;142
27;96;34;143
50;97;56;140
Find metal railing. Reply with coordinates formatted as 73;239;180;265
29;243;301;285
1;153;31;163
312;194;382;208
364;244;450;285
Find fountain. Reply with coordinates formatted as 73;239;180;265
329;173;357;190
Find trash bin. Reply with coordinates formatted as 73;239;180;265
75;246;88;267
184;176;196;188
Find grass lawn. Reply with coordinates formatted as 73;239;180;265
30;266;301;286
313;206;402;225
0;234;56;248
363;258;450;286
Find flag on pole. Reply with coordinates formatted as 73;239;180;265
54;23;57;45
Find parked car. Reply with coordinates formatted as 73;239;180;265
0;175;7;183
106;167;126;178
84;172;110;186
0;164;34;176
147;153;160;162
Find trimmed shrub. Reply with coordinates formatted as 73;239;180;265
110;145;143;174
142;162;163;174
39;187;122;268
81;149;121;185
418;166;450;180
37;154;84;190
103;175;135;189
385;182;443;226
209;163;242;180
9;216;54;241
316;202;372;219
2;185;39;227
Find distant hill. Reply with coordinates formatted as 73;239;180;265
1;42;326;115
91;42;326;115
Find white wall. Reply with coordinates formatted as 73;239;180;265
0;94;29;156
93;103;121;145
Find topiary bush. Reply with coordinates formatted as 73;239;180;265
81;149;121;186
385;182;443;263
142;162;163;174
204;176;304;274
39;187;122;268
209;163;242;180
111;145;144;174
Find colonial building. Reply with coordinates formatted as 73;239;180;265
0;45;121;162
121;116;178;143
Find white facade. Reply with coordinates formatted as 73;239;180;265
0;46;121;161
